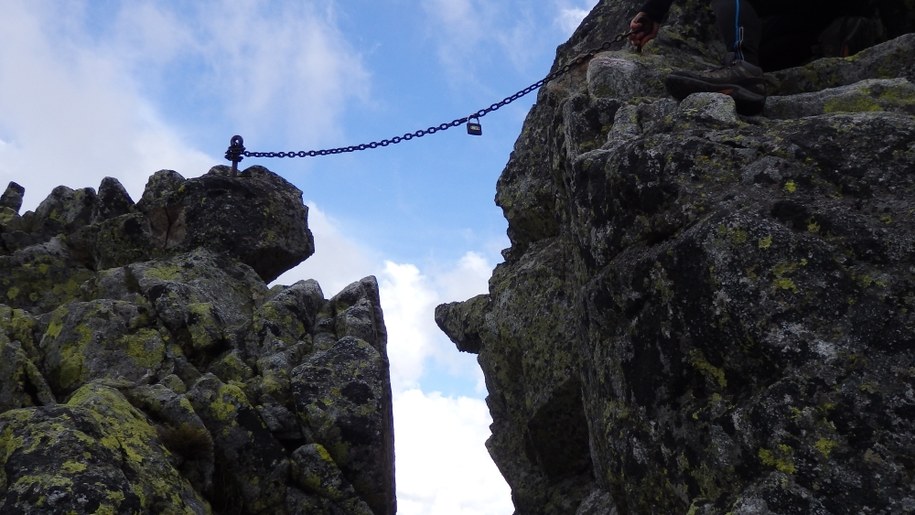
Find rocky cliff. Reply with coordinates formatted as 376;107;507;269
437;1;915;513
0;166;395;514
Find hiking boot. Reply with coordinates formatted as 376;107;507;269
665;56;766;115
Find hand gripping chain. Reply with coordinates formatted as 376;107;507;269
225;30;633;167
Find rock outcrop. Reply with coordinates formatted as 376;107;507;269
437;1;914;513
0;166;395;514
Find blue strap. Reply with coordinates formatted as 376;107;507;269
734;0;745;60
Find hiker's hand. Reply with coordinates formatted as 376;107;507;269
629;12;659;48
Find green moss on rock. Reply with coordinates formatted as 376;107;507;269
0;383;208;513
758;444;797;474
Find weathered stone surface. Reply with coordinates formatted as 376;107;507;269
186;373;290;514
313;277;388;354
0;166;394;513
0;382;209;513
0;237;94;314
0;182;24;213
765;77;915;119
0;336;55;412
123;383;214;495
292;335;395;515
1;165;314;283
28;186;98;242
434;293;489;354
94;177;134;222
437;1;915;513
39;298;164;394
134;165;315;283
289;442;374;515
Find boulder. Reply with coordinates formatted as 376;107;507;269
135;166;315;283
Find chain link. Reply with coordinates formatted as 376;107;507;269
235;31;631;161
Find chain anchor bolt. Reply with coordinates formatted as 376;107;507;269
225;135;246;175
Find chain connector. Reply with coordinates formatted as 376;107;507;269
225;135;246;175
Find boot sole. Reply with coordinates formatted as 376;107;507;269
665;75;766;116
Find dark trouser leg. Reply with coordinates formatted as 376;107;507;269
710;0;762;65
757;17;818;70
665;0;769;114
712;0;845;71
755;1;838;70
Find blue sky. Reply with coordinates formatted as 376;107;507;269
0;1;597;513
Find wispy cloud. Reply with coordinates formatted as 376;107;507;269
554;0;596;35
421;1;566;89
102;0;372;149
0;0;371;209
0;1;210;207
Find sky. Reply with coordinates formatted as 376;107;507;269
0;1;597;513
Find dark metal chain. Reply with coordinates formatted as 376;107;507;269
226;30;632;169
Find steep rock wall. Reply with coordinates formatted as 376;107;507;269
437;1;915;513
0;166;395;514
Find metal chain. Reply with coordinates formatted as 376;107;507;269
228;30;632;166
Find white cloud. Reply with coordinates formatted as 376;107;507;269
425;250;495;393
418;0;595;83
0;1;207;209
165;0;372;148
494;12;541;72
555;1;595;35
380;261;440;391
272;202;380;296
421;1;551;86
0;0;370;211
394;389;512;515
426;0;480;34
433;250;494;302
109;2;199;68
420;0;485;83
379;250;495;393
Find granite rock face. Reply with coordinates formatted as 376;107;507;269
0;166;394;514
437;1;915;513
